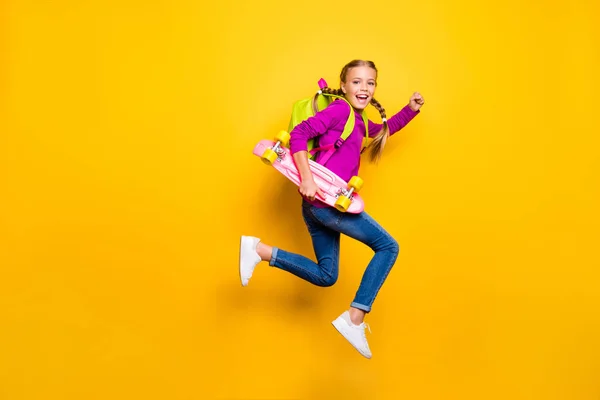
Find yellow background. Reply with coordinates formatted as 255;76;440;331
2;0;599;399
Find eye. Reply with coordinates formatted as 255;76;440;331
368;82;375;86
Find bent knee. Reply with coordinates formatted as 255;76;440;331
386;237;400;257
316;272;338;287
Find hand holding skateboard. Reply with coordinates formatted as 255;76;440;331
298;177;325;202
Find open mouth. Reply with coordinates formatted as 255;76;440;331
356;94;369;102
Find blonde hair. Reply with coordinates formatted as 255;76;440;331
312;59;390;163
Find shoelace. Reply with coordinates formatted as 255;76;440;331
360;323;372;349
361;322;372;334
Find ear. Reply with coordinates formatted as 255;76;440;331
341;84;346;94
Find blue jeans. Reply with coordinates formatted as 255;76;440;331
269;200;400;313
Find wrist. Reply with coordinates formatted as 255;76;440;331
300;171;314;182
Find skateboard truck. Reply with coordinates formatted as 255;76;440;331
337;187;355;199
261;131;291;165
334;176;364;212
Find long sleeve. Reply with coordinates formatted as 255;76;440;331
288;99;350;155
367;104;420;138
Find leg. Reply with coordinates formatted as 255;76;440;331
307;206;400;315
268;201;341;287
256;242;273;261
323;209;398;359
336;211;399;314
239;201;341;287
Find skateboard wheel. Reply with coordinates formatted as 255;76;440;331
335;195;351;212
261;148;278;165
348;176;364;192
275;130;290;147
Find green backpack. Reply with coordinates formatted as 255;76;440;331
287;78;369;165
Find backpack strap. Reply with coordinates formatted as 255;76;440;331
307;95;352;164
314;98;371;165
360;112;370;153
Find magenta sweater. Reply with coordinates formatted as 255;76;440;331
289;99;420;207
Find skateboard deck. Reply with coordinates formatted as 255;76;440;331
253;139;365;213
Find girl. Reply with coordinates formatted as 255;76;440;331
239;59;424;359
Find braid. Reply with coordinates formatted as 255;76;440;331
367;97;390;163
321;87;344;96
312;86;344;113
370;97;387;120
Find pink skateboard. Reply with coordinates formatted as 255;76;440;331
253;131;365;213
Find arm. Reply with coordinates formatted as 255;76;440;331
288;99;347;153
289;100;349;201
293;150;324;201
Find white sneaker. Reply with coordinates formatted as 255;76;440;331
332;311;372;359
239;236;262;286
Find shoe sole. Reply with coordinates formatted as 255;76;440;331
331;319;372;359
238;236;245;286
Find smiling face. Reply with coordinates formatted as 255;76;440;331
340;66;377;110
